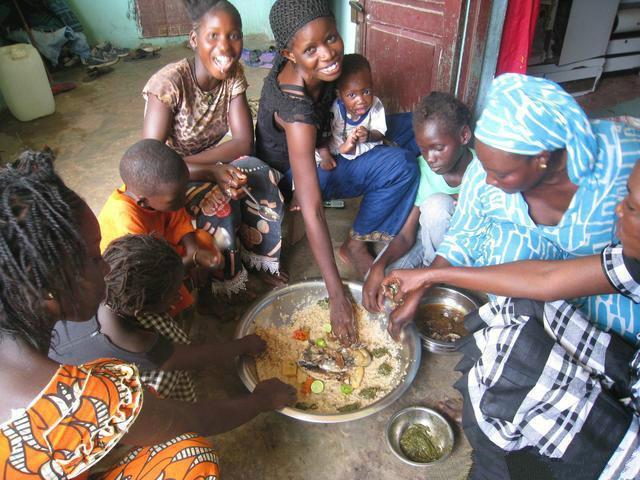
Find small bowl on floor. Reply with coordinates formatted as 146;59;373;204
386;406;454;467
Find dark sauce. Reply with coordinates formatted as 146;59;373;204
416;303;467;342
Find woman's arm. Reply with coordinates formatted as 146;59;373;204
282;118;356;345
183;93;254;167
121;377;296;446
142;94;254;181
362;207;420;313
385;255;614;303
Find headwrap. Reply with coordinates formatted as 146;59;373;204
475;73;597;184
269;0;334;50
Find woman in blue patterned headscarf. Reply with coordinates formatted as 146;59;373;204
417;73;640;344
385;73;640;480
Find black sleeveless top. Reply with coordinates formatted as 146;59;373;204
255;55;335;173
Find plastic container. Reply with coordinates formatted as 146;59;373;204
0;43;54;121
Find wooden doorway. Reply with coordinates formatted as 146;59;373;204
353;0;493;112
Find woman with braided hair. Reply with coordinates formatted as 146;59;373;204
255;0;419;345
0;150;295;479
143;0;288;298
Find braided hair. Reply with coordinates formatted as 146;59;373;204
0;150;86;352
183;0;242;29
413;91;473;137
103;234;184;317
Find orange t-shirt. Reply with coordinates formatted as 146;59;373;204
98;186;196;314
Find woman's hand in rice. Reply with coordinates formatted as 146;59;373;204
330;296;357;346
253;378;297;411
239;334;267;355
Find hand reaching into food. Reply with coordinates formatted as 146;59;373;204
253;378;297;411
239;334;267;356
330;295;357;346
382;269;433;303
387;289;422;341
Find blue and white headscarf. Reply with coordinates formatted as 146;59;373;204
475;74;597;184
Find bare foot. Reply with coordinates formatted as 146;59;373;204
437;397;463;425
338;238;373;280
255;269;289;287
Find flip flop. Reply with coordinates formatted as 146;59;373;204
51;81;77;95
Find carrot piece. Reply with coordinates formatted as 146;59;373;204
300;376;315;396
292;329;309;341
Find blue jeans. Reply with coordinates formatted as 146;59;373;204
282;112;419;240
7;26;90;66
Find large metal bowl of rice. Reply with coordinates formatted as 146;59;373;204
234;280;422;423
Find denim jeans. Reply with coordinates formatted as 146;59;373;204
7;26;90;66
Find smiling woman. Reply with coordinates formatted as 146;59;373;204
142;0;288;298
255;0;419;346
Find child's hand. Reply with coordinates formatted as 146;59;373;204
253;378;297;411
355;126;369;143
194;247;224;269
339;130;358;155
317;148;337;170
239;334;267;355
319;157;336;170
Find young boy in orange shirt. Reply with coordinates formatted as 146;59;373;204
98;139;224;315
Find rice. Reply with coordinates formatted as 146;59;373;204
254;300;406;414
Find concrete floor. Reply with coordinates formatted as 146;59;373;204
2;45;638;480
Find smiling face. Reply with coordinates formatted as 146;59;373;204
475;140;549;194
616;162;640;259
415;118;470;175
190;8;243;81
283;16;344;82
337;69;373;119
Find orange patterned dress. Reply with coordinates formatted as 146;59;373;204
0;359;220;479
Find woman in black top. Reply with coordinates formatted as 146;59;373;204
255;0;418;345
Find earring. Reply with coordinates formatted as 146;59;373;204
46;292;55;300
540;163;547;170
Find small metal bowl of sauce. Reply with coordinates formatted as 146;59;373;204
415;286;483;354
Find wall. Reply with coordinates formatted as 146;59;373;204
332;0;356;54
66;0;276;48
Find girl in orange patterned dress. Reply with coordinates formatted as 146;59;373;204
0;150;295;479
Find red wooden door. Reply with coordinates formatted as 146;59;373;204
355;0;491;112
